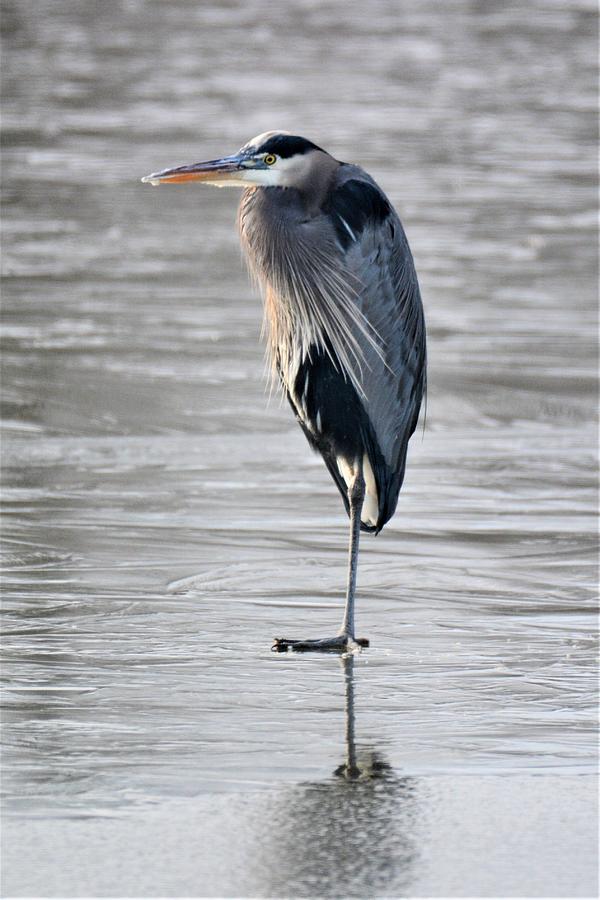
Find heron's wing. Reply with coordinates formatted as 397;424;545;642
322;170;427;525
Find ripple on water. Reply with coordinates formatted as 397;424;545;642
1;10;597;896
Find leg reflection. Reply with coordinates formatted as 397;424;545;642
260;655;418;897
335;654;391;781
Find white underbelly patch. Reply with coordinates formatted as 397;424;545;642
336;453;379;528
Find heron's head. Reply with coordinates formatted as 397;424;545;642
141;131;337;190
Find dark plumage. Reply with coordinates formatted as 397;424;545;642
323;179;392;251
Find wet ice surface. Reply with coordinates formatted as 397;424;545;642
1;0;598;897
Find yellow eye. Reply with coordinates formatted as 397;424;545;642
264;154;277;166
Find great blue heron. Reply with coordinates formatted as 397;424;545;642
142;131;426;653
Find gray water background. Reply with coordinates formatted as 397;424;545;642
1;0;598;897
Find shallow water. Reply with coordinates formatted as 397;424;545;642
1;0;598;897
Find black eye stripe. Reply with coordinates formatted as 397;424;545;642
257;135;323;159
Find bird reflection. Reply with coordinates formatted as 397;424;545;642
259;655;418;898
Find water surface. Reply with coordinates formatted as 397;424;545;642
1;0;598;896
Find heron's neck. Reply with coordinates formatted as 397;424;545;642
295;153;339;213
244;158;339;218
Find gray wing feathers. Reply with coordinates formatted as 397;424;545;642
347;213;426;473
328;167;426;475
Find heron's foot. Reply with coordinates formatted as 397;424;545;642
272;634;369;653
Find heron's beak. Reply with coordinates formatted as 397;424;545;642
141;154;249;187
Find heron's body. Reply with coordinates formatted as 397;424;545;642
142;131;426;652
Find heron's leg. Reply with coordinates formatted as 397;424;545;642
272;463;369;653
338;466;365;641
